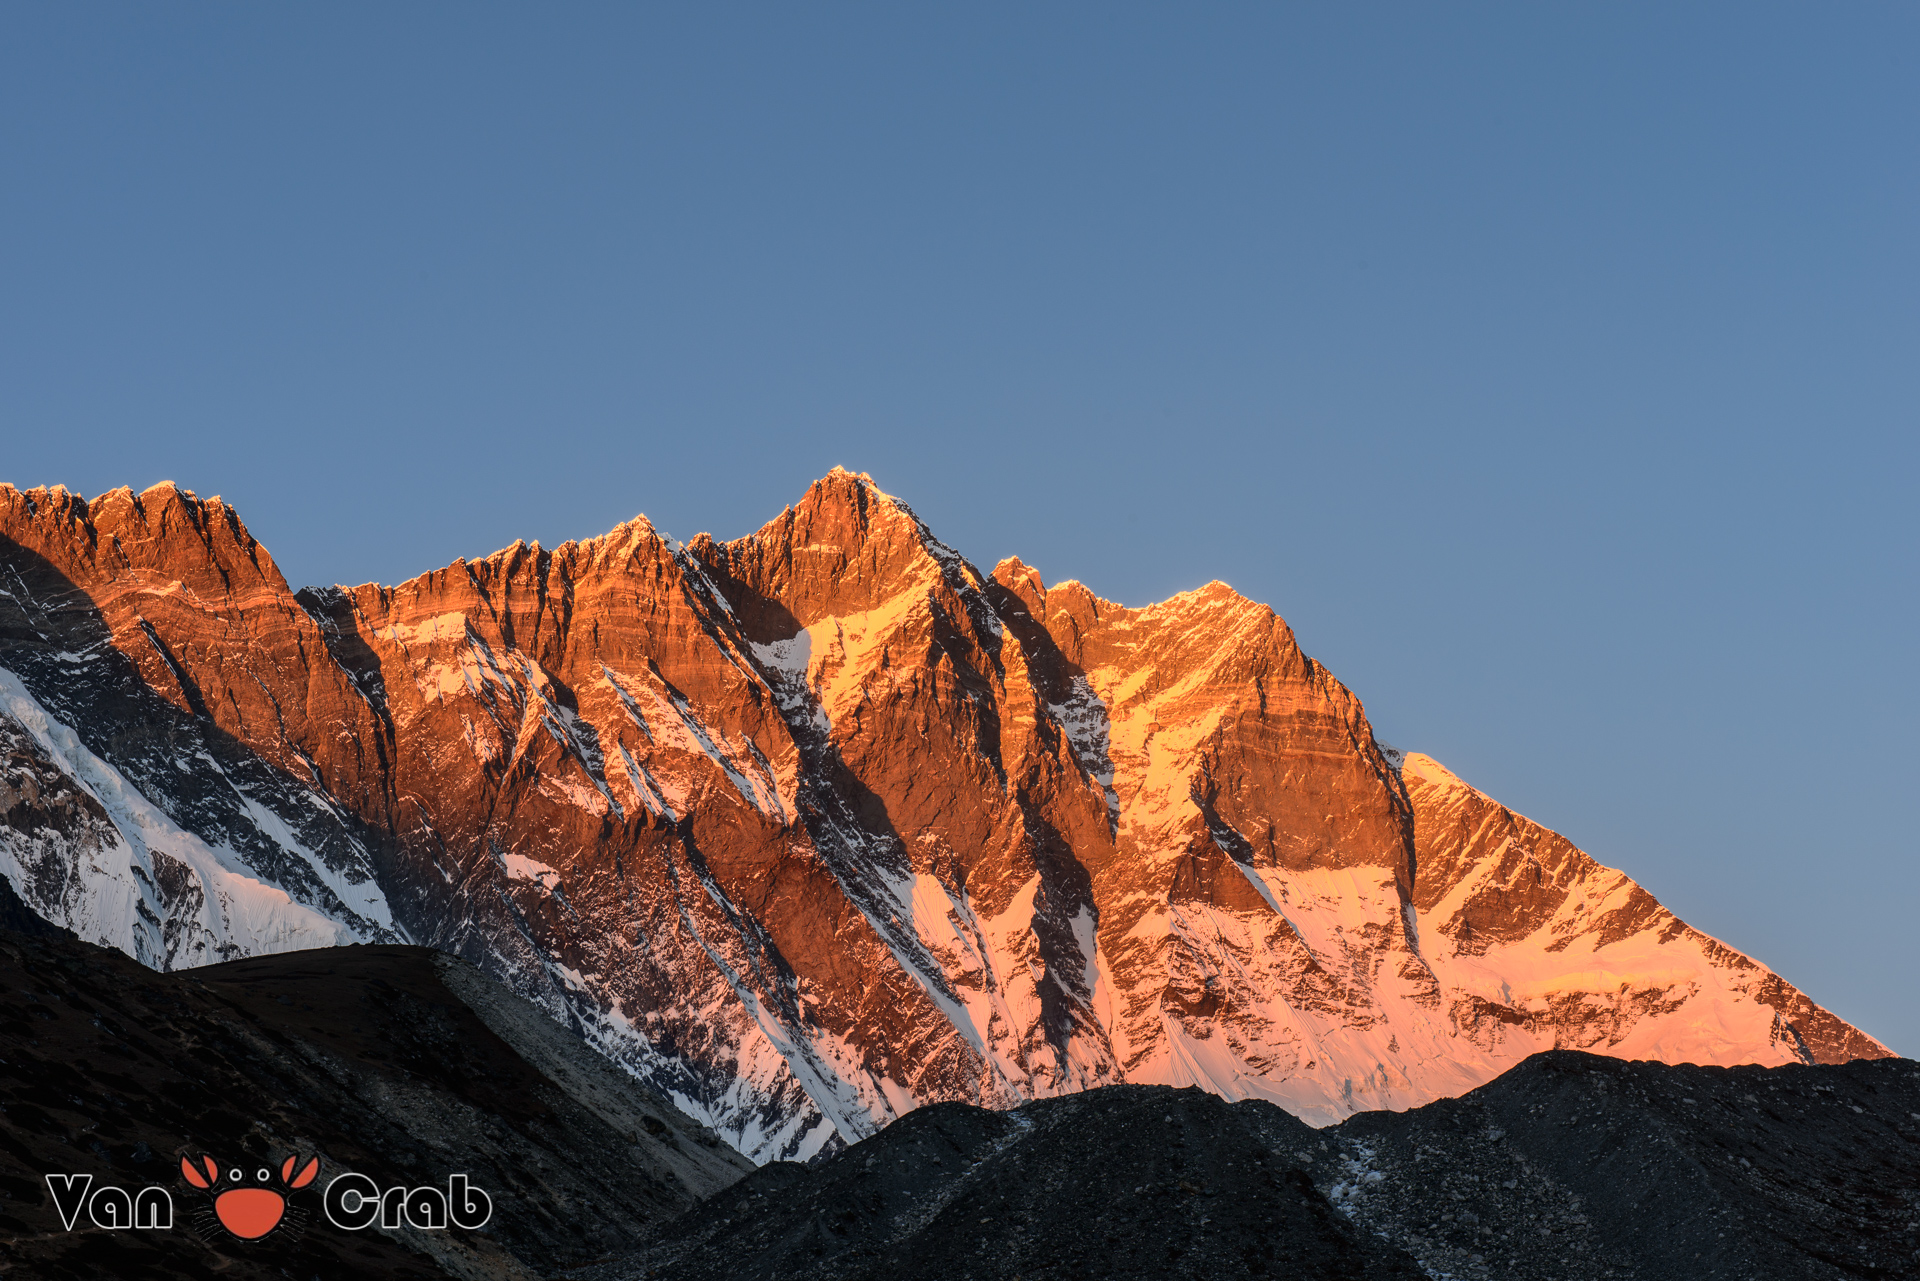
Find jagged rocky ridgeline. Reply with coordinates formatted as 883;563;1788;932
579;1049;1920;1281
0;471;1890;1162
0;894;751;1280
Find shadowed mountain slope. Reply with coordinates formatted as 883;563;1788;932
586;1084;1426;1281
0;900;748;1280
587;1050;1919;1281
1318;1048;1920;1279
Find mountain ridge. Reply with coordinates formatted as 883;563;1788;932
0;470;1887;1163
580;1049;1920;1281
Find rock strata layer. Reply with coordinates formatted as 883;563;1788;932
0;471;1888;1161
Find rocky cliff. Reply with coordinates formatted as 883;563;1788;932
0;470;1887;1161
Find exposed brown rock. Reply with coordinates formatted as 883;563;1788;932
0;470;1888;1162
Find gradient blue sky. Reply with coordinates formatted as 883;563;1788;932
3;5;1914;1052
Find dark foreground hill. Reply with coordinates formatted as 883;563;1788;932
585;1083;1425;1281
587;1051;1920;1281
0;890;750;1281
1319;1048;1920;1280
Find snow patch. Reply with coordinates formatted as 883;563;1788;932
0;665;370;968
1048;676;1120;830
503;853;562;893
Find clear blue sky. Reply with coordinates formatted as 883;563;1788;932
3;5;1914;1053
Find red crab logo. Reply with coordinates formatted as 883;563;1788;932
179;1153;320;1241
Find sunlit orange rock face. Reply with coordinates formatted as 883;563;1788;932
0;471;1888;1160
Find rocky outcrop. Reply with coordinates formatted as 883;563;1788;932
0;471;1889;1162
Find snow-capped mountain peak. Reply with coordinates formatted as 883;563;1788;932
0;476;1886;1161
